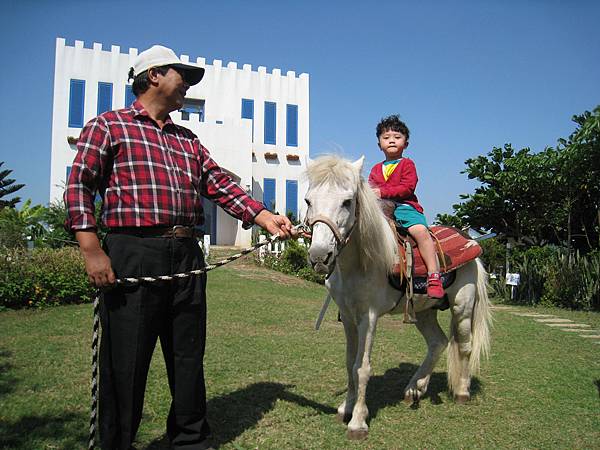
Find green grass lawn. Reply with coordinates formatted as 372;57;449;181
1;255;599;449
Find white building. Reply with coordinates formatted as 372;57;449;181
50;38;309;246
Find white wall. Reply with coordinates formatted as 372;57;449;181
50;38;310;245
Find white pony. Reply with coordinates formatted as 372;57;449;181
304;155;492;439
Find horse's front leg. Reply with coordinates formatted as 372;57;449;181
337;311;358;422
347;311;378;440
404;307;448;404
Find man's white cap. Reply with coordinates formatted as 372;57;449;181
131;45;205;85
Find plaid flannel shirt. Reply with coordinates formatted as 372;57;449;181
64;100;264;231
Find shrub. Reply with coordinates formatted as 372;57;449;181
281;239;310;271
541;250;600;310
513;246;559;305
0;247;94;309
259;240;325;285
478;237;507;275
493;245;600;311
489;274;510;301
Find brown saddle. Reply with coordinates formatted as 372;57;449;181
393;225;483;279
378;200;482;282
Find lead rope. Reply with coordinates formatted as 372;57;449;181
88;227;306;449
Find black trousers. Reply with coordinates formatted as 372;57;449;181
99;233;211;449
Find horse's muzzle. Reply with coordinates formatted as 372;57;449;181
309;248;334;274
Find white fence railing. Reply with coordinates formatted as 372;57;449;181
257;235;307;261
198;235;307;261
198;235;211;257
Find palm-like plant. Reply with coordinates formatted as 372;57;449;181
0;199;46;249
0;161;25;209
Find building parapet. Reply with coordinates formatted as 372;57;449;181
57;37;308;79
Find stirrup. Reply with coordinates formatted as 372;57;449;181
403;298;418;324
403;241;417;324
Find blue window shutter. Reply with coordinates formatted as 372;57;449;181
97;82;113;115
286;104;298;147
286;180;298;221
241;99;254;119
125;85;136;107
242;99;254;141
264;101;276;145
66;165;72;181
68;79;85;128
263;178;276;212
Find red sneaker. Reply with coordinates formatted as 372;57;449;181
427;273;445;299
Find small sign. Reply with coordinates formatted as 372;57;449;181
506;273;520;286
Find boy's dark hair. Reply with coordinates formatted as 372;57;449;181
128;65;171;97
376;115;410;140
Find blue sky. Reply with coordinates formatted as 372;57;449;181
1;0;599;220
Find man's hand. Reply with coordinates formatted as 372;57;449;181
254;209;296;240
76;231;116;288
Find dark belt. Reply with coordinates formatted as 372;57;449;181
107;225;197;238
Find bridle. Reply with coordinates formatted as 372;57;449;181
303;198;359;255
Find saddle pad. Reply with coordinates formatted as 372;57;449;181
388;270;456;294
394;226;482;278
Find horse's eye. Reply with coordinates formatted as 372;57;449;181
305;199;312;207
342;199;352;208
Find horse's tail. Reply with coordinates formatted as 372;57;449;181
447;258;492;393
469;258;492;374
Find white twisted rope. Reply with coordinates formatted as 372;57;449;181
88;229;303;449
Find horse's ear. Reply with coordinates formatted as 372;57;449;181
352;155;365;172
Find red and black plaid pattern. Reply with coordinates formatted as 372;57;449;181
65;101;264;231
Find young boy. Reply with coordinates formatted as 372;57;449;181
368;115;444;299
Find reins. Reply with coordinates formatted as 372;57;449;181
88;226;306;450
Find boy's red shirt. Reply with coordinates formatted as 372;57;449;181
368;157;424;213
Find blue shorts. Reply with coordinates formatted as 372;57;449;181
394;204;428;229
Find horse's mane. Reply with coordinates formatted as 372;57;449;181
306;155;398;274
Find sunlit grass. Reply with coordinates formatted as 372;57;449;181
1;257;599;449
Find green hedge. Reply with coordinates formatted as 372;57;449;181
0;247;94;309
259;240;325;285
490;246;600;311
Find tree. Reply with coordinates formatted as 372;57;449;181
433;213;465;229
555;107;600;252
450;106;600;253
453;144;558;246
0;162;24;209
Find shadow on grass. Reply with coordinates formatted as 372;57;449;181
594;379;600;398
0;349;17;397
0;411;87;450
0;349;88;449
145;381;336;449
366;362;482;420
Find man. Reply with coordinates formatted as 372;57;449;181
64;45;294;449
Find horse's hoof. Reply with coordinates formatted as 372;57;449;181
336;412;352;424
347;429;368;440
454;394;470;404
404;390;420;406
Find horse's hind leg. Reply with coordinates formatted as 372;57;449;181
448;287;476;403
337;314;358;423
404;308;448;404
346;312;378;440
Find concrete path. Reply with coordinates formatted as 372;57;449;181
490;305;600;344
